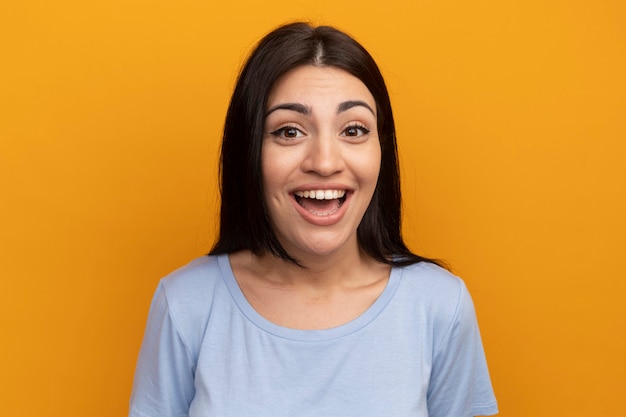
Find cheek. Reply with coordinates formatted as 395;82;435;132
372;147;382;177
261;147;277;186
359;144;382;188
261;148;291;197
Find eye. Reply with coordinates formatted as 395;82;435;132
270;126;305;139
341;124;370;138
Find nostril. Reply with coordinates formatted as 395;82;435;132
302;156;344;176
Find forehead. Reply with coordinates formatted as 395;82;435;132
267;65;376;109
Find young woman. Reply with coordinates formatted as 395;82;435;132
129;22;498;417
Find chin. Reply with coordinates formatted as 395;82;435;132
285;234;357;260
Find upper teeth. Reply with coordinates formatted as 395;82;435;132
294;190;346;200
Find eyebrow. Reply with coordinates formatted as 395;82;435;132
337;100;375;116
265;100;376;118
265;103;309;117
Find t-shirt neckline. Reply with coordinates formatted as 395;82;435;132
217;253;402;342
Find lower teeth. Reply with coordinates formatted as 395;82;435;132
295;196;345;216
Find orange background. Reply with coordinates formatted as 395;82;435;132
1;1;625;416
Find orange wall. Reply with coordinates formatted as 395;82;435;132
1;1;625;415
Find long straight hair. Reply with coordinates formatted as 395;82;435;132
210;22;439;267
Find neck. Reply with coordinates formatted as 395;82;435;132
254;244;377;290
228;243;392;330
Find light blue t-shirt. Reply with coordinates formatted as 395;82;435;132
130;255;498;417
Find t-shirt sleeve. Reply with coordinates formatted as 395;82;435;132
129;281;196;417
426;280;498;417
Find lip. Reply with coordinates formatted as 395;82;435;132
289;183;353;226
290;182;352;193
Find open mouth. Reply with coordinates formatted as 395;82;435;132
293;189;348;216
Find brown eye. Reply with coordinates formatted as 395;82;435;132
270;126;304;139
284;128;299;138
341;125;370;137
345;127;358;136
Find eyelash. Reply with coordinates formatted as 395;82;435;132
269;124;371;139
270;125;303;139
341;123;370;138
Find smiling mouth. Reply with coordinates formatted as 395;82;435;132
293;189;348;216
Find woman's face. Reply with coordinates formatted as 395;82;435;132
262;65;381;260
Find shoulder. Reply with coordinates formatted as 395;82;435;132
395;262;476;343
397;261;468;305
155;255;229;344
160;255;224;298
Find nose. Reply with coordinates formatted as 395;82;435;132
300;133;344;177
